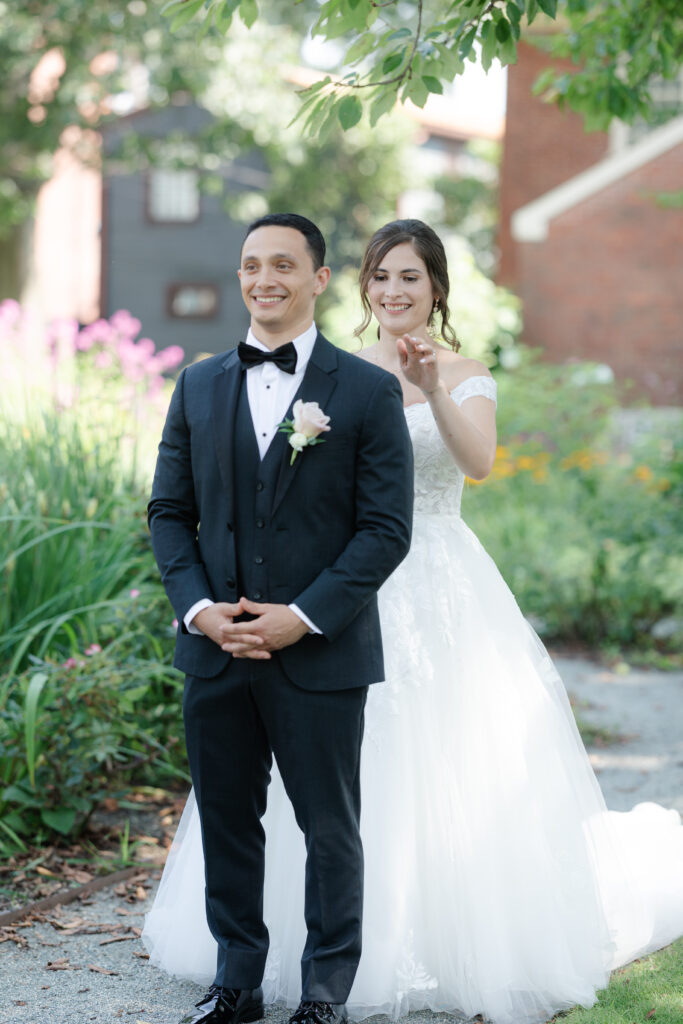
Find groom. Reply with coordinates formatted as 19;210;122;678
148;214;413;1024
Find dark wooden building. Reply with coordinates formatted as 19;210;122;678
100;103;268;362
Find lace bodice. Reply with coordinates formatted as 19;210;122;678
405;375;497;515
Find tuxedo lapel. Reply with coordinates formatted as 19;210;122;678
272;334;338;516
211;349;243;525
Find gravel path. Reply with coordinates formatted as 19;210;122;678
1;655;681;1024
554;655;683;814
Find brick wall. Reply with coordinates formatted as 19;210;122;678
515;144;683;404
499;40;609;286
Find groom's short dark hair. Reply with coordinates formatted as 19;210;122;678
243;213;326;271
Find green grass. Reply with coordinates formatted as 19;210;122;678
554;938;683;1023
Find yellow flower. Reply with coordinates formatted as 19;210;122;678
491;461;516;479
560;449;595;471
496;445;510;459
633;465;653;482
532;468;548;483
516;455;536;471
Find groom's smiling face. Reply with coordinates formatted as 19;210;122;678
239;225;330;346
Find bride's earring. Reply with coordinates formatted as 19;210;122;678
427;298;440;339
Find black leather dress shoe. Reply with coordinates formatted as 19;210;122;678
178;985;264;1024
287;1001;348;1024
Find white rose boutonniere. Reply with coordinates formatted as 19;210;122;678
278;399;331;465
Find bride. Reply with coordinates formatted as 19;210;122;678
143;219;683;1024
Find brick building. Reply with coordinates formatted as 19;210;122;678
500;42;683;404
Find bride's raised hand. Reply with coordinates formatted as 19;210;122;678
397;335;441;396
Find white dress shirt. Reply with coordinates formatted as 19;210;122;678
185;323;321;636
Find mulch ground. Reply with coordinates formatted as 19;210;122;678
0;787;186;919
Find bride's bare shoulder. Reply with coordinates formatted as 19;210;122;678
354;343;380;364
437;351;492;388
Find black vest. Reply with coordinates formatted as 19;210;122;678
233;374;287;602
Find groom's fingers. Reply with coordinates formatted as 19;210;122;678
223;620;267;636
239;597;269;615
220;631;263;648
227;645;272;659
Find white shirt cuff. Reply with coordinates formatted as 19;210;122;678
185;598;214;635
289;603;322;635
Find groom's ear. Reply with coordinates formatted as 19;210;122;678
313;265;331;297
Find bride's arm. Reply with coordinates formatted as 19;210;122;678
426;384;496;480
398;336;497;481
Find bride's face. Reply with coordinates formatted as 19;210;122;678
366;242;435;337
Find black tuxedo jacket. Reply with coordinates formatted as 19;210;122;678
148;332;414;690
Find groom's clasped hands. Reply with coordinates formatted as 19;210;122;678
193;598;309;659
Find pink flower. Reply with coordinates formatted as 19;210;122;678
0;299;21;328
77;318;115;350
47;317;79;354
85;643;102;656
62;657;78;670
94;351;113;369
130;588;140;599
137;337;156;361
110;309;142;339
155;345;185;371
292;400;331;438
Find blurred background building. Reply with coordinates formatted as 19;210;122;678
499;41;683;404
18;32;683;400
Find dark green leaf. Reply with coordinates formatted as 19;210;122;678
495;18;511;43
41;807;77;835
338;94;363;130
537;0;557;16
480;21;497;73
382;51;405;75
386;27;412;42
458;26;478;60
3;783;42;808
422;75;444;94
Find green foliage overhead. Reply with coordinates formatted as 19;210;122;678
176;0;683;133
0;2;408;260
0;1;231;237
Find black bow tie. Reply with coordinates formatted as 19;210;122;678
237;341;298;374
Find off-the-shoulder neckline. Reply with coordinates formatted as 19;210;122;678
403;374;495;410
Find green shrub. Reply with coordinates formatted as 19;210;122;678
0;413;158;672
465;354;682;648
1;302;182;672
0;592;186;850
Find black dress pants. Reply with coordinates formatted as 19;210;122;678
183;655;368;1002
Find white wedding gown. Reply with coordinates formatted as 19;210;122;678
143;376;683;1024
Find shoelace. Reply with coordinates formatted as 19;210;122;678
289;1002;337;1024
197;985;239;1010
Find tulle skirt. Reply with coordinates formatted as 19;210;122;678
143;514;683;1024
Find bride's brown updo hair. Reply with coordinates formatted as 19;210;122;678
355;219;460;351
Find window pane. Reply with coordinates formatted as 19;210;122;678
148;169;200;222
